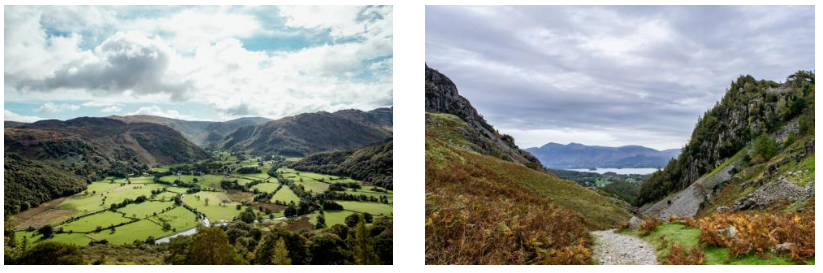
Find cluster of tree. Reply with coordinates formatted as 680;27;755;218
637;71;814;206
323;191;390;204
548;168;646;204
4;154;88;214
235;167;262;174
108;195;148;210
291;141;393;189
165;213;391;264
328;182;362;191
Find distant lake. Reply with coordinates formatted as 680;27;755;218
567;168;659;175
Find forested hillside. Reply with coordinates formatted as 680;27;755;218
637;71;815;206
291;141;393;189
4;154;87;214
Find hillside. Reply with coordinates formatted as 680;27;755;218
425;65;542;169
4;117;208;180
109;115;270;146
425;66;631;264
215;108;392;157
4;154;87;214
290;140;393;189
527;142;680;169
637;71;815;210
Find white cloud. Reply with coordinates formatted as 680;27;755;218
35;102;81;113
126;7;261;52
279;6;367;37
5;6;393;121
100;105;122;113
128;105;197;120
4;110;44;123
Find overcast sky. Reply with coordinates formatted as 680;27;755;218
426;5;813;150
5;6;392;122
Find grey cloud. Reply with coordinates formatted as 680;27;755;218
15;32;192;101
426;5;814;149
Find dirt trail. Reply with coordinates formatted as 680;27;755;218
591;229;658;265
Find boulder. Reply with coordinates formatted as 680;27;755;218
629;216;643;229
775;242;795;252
716;206;730;213
717;226;738;237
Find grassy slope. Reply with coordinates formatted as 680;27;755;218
426;113;632;264
427;113;631;229
624;223;812;265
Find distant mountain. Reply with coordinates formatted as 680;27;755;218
525;142;680;169
109;115;270;146
4;117;208;180
4;121;27;128
215;108;392;157
425;65;542;169
290;140;393;189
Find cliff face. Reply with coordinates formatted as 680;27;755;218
425;65;542;169
638;71;815;210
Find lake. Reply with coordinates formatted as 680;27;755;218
567;168;659;175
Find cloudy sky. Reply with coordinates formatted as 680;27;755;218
5;6;392;122
426;5;813;150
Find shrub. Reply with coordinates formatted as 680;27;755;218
665;242;705;265
639;217;662;236
698;210;814;262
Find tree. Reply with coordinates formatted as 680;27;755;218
752;135;778;164
174;227;246;264
240;208;256;224
16;242;84;265
38;225;54;239
315;214;327;229
204;197;209;206
284;206;297;218
271;238;292;265
345;213;360;228
308;234;347;264
352;214;378;264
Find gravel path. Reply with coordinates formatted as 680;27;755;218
591;229;658;265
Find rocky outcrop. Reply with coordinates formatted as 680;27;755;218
425;65;542;168
733;176;814;211
640;156;738;218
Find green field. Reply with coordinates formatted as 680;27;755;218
251;182;280;193
119;201;176;219
16;231;93;246
337;201;392;216
88;220;170;245
149;206;199;232
182;192;244;222
271;186;301;204
60;211;134;233
344;187;393;203
159;174;225;189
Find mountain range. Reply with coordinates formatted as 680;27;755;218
214;107;392;156
526;142;680;169
108;115;271;147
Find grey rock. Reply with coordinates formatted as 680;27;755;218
718;226;738;237
628;216;643;229
775;242;795;252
